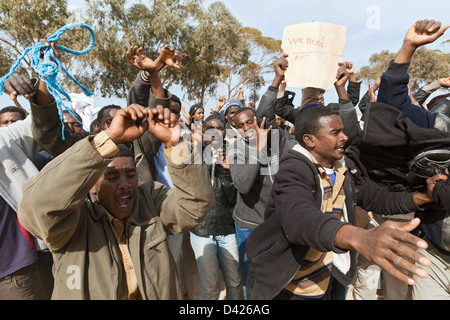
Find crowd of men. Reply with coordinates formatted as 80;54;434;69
0;18;449;301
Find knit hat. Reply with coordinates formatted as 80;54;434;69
223;99;244;116
189;103;203;117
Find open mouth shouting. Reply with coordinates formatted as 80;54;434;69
116;194;134;210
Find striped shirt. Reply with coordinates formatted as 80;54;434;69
284;152;347;298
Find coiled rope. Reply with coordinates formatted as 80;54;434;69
0;23;96;140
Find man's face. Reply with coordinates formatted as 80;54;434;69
63;113;83;134
92;156;138;220
225;105;240;127
204;118;225;146
99;108;120;131
0;111;23;127
307;114;348;168
234;110;257;141
275;114;285;128
318;94;324;105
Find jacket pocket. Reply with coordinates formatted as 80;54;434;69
250;240;280;264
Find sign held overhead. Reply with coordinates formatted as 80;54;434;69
281;21;347;90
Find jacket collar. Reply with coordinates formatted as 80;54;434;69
291;144;347;174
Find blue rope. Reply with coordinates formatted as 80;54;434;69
0;23;96;140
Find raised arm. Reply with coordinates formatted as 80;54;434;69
17;104;153;251
126;44;180;108
377;19;449;129
256;54;289;123
126;45;181;164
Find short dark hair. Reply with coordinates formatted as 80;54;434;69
233;107;255;119
171;94;182;107
0;106;26;120
113;144;134;160
295;106;339;147
204;112;225;126
96;104;122;123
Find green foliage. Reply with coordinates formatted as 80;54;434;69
238;27;282;101
0;0;98;94
0;0;282;105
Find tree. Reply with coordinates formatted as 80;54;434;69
239;27;282;98
0;0;93;92
82;0;201;99
178;1;248;104
0;0;284;107
356;47;450;91
247;73;265;104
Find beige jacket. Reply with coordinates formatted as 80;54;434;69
18;133;213;300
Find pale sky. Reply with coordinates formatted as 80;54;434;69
1;0;449;114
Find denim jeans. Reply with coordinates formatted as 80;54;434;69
235;223;252;299
190;232;243;300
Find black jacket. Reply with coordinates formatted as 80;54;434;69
191;163;237;236
354;102;450;257
246;145;421;300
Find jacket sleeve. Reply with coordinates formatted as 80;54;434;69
274;90;298;124
17;134;115;252
30;99;88;157
154;142;214;234
356;176;421;215
3;116;42;161
256;86;278;122
127;70;172;109
413;80;442;107
347;80;362;107
336;100;362;143
377;60;437;129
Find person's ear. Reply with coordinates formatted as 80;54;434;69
93;121;100;133
303;134;316;148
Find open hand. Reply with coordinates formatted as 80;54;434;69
126;45;161;73
341;218;431;285
158;44;181;70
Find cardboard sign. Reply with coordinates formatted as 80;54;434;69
281;22;347;90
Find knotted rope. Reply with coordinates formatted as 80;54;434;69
0;23;96;140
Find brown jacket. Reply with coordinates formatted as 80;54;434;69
18;135;213;299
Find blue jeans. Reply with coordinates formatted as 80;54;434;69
234;223;252;299
190;232;243;300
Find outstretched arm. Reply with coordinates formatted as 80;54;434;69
334;219;429;286
377;20;449;129
335;170;447;285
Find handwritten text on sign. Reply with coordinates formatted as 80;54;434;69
282;22;347;90
287;36;325;48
